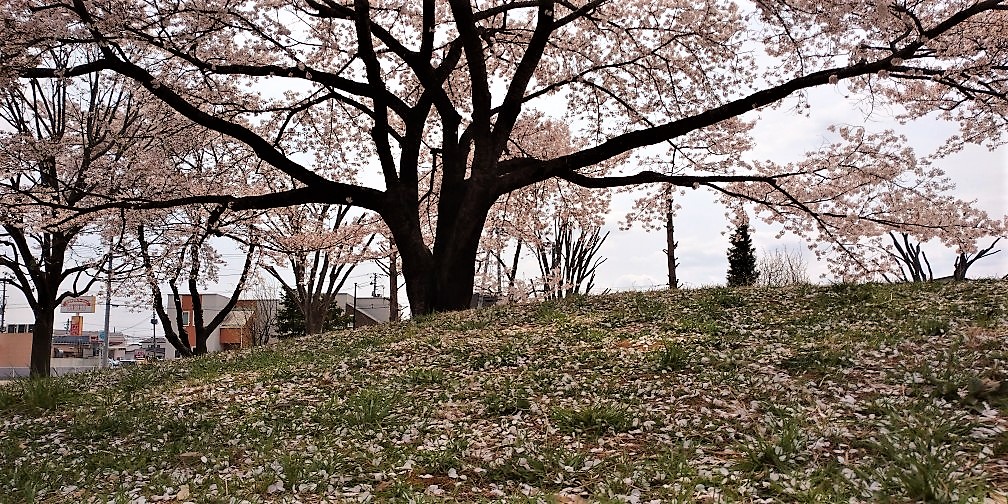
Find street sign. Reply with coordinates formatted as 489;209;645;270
61;296;97;313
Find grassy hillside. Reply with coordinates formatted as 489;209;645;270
2;281;1007;503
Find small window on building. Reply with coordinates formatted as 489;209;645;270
181;311;191;326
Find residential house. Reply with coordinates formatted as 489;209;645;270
165;293;230;355
334;294;392;327
166;294;279;354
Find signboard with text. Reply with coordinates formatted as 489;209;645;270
69;315;83;336
60;296;97;313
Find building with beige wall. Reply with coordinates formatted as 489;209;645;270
1;326;130;378
0;329;33;378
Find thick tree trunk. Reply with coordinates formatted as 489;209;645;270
29;310;55;378
432;253;480;311
194;328;209;355
389;189;491;316
304;302;325;335
27;232;71;378
430;200;490;313
398;242;434;316
398;234;482;315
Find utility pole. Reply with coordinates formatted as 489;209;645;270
0;275;7;329
151;310;157;359
101;253;111;369
388;249;399;322
352;282;358;329
371;273;378;297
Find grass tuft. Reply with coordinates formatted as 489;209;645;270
483;379;532;416
551;402;634;435
653;341;691;371
918;318;951;336
0;376;79;414
340;388;400;427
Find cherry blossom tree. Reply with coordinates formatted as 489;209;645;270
953;238;1001;281
134;132;266;357
138;204;258;357
480;116;612;300
0;61;163;376
727;128;1007;282
259;204;378;335
5;0;1007;315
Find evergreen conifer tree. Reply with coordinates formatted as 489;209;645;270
726;224;759;286
275;290;304;339
275;290;351;338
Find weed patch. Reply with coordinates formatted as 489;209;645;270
0;376;79;414
652;342;691;371
551;402;634;435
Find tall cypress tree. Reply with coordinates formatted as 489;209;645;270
726;224;759;286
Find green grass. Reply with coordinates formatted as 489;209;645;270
407;367;446;386
1;280;1006;502
779;347;851;376
482;378;532;416
0;376;79;414
918;318;951;336
551;402;635;434
854;401;986;502
653;341;692;371
339;387;400;427
734;406;809;474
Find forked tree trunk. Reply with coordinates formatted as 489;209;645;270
391;191;491;316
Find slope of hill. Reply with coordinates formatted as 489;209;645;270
2;281;1006;503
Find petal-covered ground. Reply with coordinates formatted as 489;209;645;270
2;281;1006;503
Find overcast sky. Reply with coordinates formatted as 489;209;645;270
598;87;1008;292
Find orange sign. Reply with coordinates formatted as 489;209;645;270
69;315;83;337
